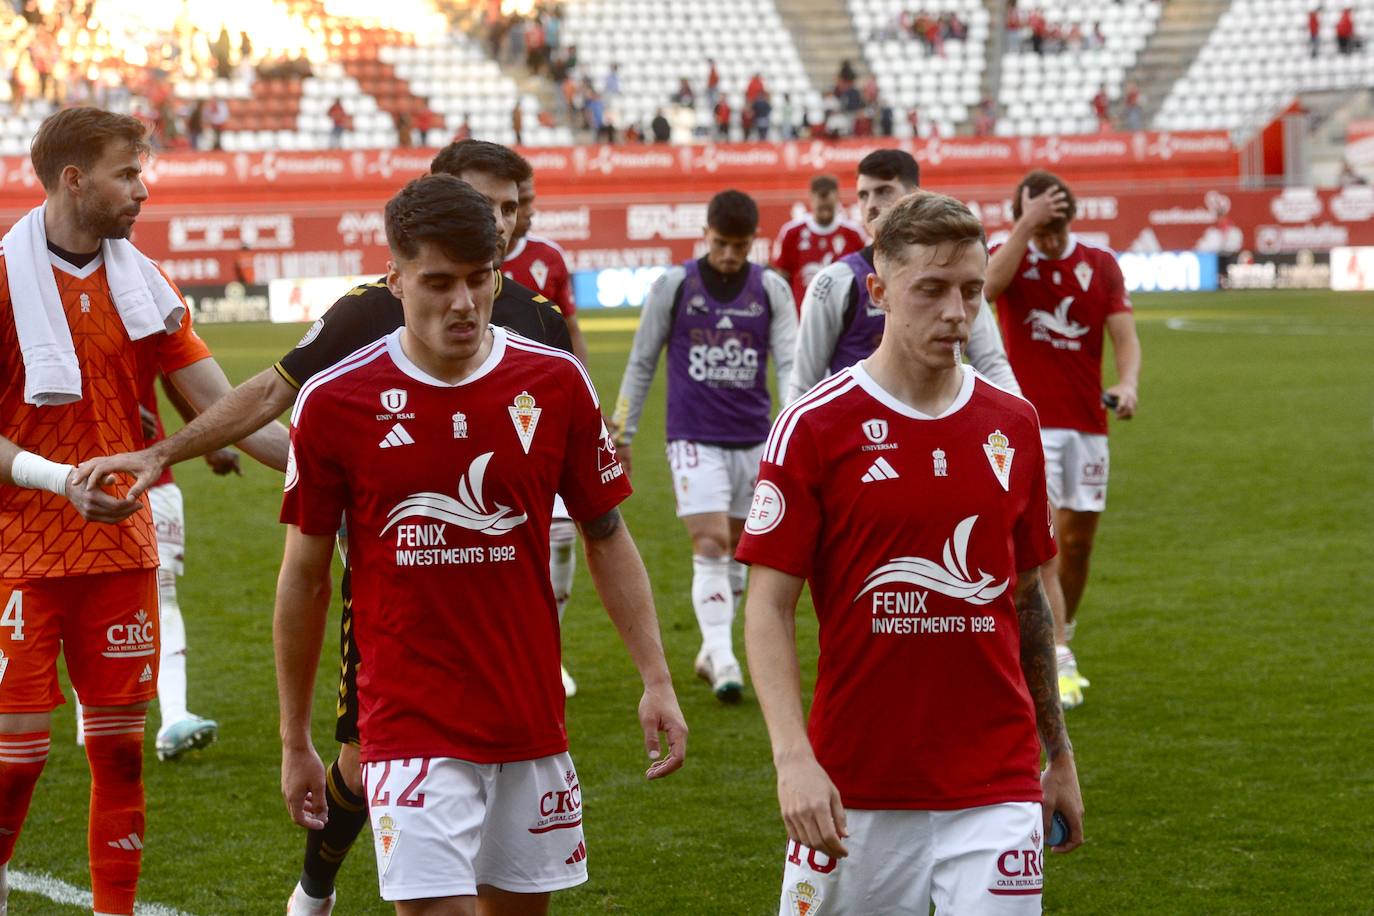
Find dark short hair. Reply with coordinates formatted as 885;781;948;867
30;107;150;191
872;191;985;270
430;139;532;184
856;149;920;189
707;189;759;237
1012;169;1076;228
384;174;500;266
810;174;839;195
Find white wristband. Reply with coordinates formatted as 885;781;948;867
11;451;74;496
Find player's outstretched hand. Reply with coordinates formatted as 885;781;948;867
639;683;688;780
205;447;243;476
1020;185;1070;229
776;751;849;860
74;449;165;503
1041;753;1085;854
282;743;329;830
62;470;143;524
1104;383;1137;420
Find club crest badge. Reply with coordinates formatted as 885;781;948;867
453;412;468;439
530;258;549;290
380;388;407;414
377;814;400;874
932;448;948;477
1074;261;1094;291
788;879;823;916
862;418;889;444
983;429;1014;491
508;391;542;454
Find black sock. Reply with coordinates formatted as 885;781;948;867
299;757;369;899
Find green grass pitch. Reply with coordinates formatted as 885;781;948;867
9;289;1374;914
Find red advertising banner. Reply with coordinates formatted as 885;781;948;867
4;183;1356;289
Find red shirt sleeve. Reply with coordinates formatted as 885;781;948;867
1011;423;1058;573
772;226;797;275
1102;252;1132;315
557;364;632;522
280;396;349;536
735;420;821;578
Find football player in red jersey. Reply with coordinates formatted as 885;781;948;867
504;174;589;366
276;175;686;915
984;170;1142;710
741;192;1082;915
770;174;865;313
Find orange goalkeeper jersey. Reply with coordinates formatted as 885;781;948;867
0;248;211;579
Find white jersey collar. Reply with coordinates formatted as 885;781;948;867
1028;233;1078;262
503;236;528;262
851;362;975;420
386;325;507;388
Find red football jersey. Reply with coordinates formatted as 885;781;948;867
282;327;631;764
736;365;1057;810
771;216;866;312
991;235;1131;435
503;234;575;317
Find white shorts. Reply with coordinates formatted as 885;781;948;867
1041;428;1109;513
551;494;569;522
778;803;1046;916
666;440;765;519
148;482;185;575
364;752;589;901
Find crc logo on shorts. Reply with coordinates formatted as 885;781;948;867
745;480;785;535
989;842;1044;896
529;769;582;834
104;609;156;659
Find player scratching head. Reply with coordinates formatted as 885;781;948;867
1012;169;1075;261
704;189;758;277
430;138;533;257
809;174;841;227
867;191;987;381
855;148;920;238
384;174;501;382
31;106;151;252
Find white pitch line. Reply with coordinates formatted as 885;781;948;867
9;870;198;916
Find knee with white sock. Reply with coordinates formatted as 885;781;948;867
692;554;735;657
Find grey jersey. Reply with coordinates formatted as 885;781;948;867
786;259;1022;404
612;264;798;444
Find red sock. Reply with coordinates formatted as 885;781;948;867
0;731;50;865
83;711;147;916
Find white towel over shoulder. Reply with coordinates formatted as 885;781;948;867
3;203;185;406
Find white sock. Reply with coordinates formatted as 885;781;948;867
157;568;189;731
549;519;577;625
74;697;84;745
692;555;734;658
1064;619;1077;643
728;560;748;614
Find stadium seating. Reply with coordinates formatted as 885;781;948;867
558;0;819;138
846;0;990;137
1156;0;1374;134
996;1;1161;137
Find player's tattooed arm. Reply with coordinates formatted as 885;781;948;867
580;507;623;541
1015;566;1072;760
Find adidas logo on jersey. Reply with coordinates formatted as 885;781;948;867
108;832;144;851
716;316;734;329
379;423;415;449
565;840;587;865
139;664;153;683
861;457;900;482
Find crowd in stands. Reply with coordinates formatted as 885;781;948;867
1092;82;1144;133
869;8;969;54
1310;7;1363;56
1006;4;1109;56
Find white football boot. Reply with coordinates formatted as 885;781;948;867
694;647;743;704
